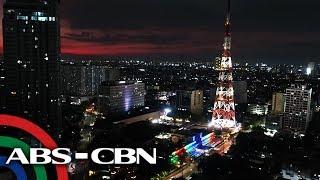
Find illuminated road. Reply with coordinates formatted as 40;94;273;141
165;133;237;179
165;140;227;180
214;139;233;156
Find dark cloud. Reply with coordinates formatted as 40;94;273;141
61;0;223;30
61;0;320;32
0;0;319;63
63;30;189;45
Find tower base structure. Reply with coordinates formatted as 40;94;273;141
209;119;241;133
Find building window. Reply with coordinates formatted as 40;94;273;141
17;16;28;20
38;17;48;21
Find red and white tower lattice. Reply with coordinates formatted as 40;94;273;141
210;0;238;129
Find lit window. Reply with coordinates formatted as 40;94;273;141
49;17;56;21
17;16;28;20
38;17;48;21
33;12;44;16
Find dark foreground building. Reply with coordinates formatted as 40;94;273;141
2;0;62;130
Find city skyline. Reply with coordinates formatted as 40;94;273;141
0;0;319;179
0;0;319;63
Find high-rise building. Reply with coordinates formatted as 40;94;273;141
98;81;146;114
316;63;320;76
0;61;5;110
2;0;61;129
176;89;203;116
61;63;107;96
247;104;268;115
211;0;238;129
306;62;316;76
105;69;120;81
60;63;82;96
233;81;248;104
271;92;285;113
283;85;312;133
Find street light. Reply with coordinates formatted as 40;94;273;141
164;108;172;116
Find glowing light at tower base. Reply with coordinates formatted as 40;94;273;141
209;120;241;133
209;119;236;129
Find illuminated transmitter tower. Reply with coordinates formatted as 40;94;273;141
210;0;238;129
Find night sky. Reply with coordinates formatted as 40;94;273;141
1;0;320;63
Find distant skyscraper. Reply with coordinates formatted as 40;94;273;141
316;63;320;76
247;104;268;115
176;89;203;116
233;81;247;104
283;85;312;133
105;69;120;81
98;81;146;114
2;0;61;129
271;92;285;113
60;63;82;96
0;61;4;110
211;0;237;129
61;63;107;96
306;62;316;76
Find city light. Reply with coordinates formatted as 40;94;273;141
306;67;312;75
164;108;172;116
211;0;237;130
0;0;319;179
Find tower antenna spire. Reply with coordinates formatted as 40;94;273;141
210;0;238;130
227;0;231;22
